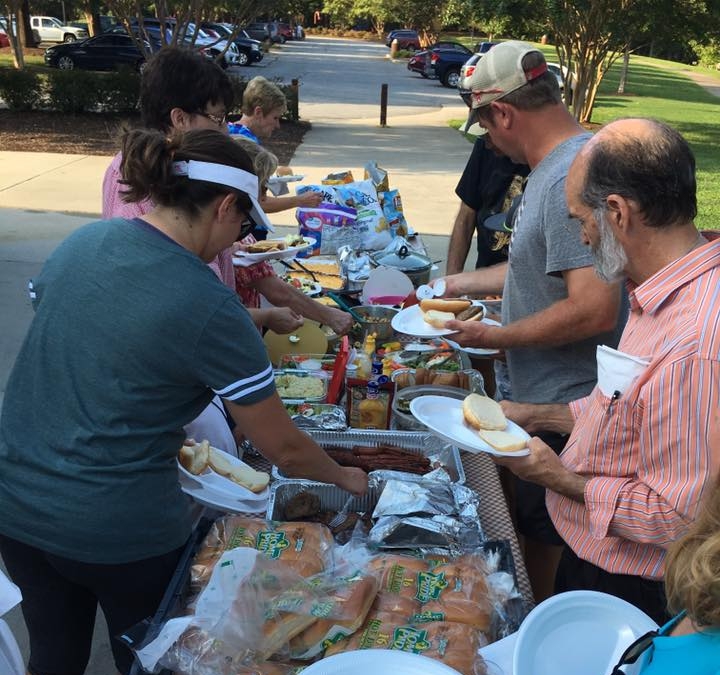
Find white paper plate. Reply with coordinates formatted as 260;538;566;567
180;480;267;514
391;302;486;338
177;453;269;502
232;237;316;265
513;591;658;675
446;318;501;356
409;395;530;456
302;649;464;675
267;174;305;184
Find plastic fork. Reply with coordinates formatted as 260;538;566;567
328;494;354;528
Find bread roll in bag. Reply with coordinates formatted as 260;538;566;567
192;517;334;588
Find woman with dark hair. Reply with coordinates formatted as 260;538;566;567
0;127;367;675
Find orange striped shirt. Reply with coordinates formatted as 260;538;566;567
547;240;720;579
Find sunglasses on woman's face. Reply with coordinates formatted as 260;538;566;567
609;629;658;674
238;218;255;241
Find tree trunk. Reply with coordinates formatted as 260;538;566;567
4;6;25;68
18;0;36;48
617;47;629;94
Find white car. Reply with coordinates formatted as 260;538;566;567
30;16;87;43
180;22;239;68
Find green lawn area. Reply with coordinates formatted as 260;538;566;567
0;53;45;67
448;39;720;230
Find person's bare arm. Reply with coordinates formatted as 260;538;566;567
253;275;353;335
446;266;621;349
260;190;323;214
439;262;508;297
225;394;368;494
500;401;575;435
493;436;588;501
446;202;477;275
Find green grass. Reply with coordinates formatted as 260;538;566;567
448;40;720;230
0;53;45;67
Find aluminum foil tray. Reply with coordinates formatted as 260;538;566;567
272;430;465;483
267;479;382;521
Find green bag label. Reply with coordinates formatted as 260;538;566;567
415;571;448;602
392;626;431;654
256;530;290;559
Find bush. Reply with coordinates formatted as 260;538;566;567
0;67;43;111
46;69;101;113
690;39;720;69
98;67;140;113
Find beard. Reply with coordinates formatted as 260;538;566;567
591;209;628;283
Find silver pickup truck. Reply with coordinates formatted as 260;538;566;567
30;16;88;43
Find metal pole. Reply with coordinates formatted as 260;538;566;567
380;83;388;127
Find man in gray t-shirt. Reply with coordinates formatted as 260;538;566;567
441;42;625;602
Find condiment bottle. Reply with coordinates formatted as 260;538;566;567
353;352;372;379
358;382;385;429
363;333;377;357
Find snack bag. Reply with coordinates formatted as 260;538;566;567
364;160;390;193
322;170;355;185
296;184;338;203
379;189;408;237
295;202;358;257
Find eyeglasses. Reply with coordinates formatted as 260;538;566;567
609;629;658;674
195;110;228;127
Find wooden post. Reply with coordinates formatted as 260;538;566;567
380;83;388;127
290;77;300;121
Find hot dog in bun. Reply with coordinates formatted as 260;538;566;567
420;298;485;328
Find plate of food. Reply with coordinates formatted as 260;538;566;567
232;235;315;265
178;440;270;501
284;276;323;296
391;298;486;338
409;394;530;456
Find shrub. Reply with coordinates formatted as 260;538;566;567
0;67;43;111
690;39;720;70
46;69;101;113
98;67;140;113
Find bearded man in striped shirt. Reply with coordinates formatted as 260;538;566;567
496;117;720;624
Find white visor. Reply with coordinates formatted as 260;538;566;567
172;159;274;232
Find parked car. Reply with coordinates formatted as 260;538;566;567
276;22;294;42
44;33;149;71
426;47;474;87
104;24;163;52
0;28;9;48
179;22;240;67
458;53;482;106
408;42;471;78
474;41;498;55
245;21;280;43
202;22;263;66
30;16;88;43
386;29;420;50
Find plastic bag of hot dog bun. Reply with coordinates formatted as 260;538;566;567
364;552;494;631
191;517;334;590
143;548;317;674
295;201;358;258
323;611;489;675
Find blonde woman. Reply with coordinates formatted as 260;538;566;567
612;470;720;674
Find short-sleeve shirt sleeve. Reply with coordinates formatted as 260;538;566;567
542;176;595;276
193;296;275;404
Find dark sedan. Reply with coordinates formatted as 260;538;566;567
44;34;147;71
408;41;472;77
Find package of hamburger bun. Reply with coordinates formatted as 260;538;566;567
191;517;334;590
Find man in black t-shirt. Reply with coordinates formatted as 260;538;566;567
446;136;528;273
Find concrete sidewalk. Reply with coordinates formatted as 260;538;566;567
0;103;471;237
